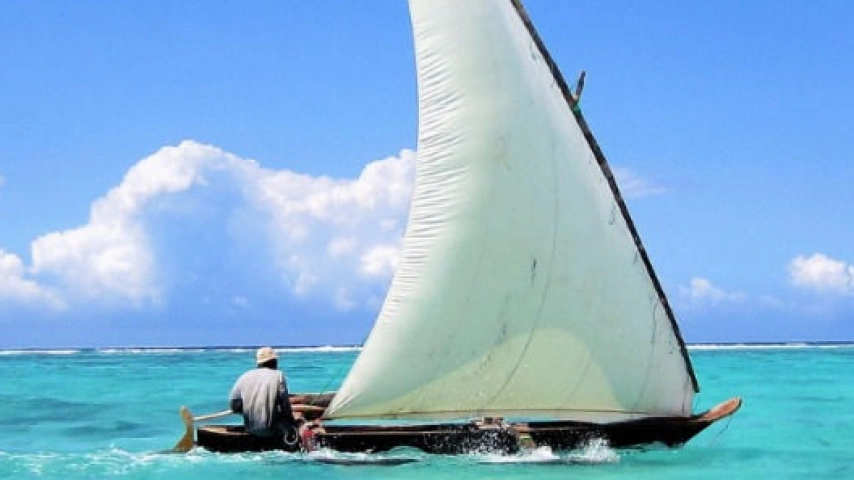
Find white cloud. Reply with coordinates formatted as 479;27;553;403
678;277;745;309
334;287;357;310
0;249;64;309
328;238;357;258
674;255;854;318
31;222;156;306
360;245;401;278
28;141;222;307
789;253;854;295
0;141;415;313
613;167;666;198
249;149;415;308
293;271;319;297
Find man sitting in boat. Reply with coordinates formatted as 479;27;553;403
229;347;298;442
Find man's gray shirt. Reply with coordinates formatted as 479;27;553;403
229;368;286;434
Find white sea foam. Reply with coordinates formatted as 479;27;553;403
0;345;364;356
478;446;560;464
0;349;80;355
278;345;362;354
688;342;852;351
95;345;362;355
0;448;196;477
477;439;619;465
96;348;208;355
217;347;255;353
566;438;620;464
4;343;847;357
304;447;422;465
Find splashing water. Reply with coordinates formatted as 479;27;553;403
478;446;560;464
567;438;620;464
476;439;618;465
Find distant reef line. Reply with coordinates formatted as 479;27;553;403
1;341;853;355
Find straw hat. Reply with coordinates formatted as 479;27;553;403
255;347;278;365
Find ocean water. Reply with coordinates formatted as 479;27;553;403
1;344;852;479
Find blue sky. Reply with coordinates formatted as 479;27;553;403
0;1;852;348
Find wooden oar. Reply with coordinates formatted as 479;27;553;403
171;406;235;453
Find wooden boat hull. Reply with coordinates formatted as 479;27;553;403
196;425;301;453
193;397;740;454
315;399;741;455
311;398;742;454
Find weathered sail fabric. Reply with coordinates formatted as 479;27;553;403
324;0;695;422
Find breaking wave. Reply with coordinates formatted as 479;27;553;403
0;345;362;356
0;349;81;356
688;342;853;351
5;343;851;357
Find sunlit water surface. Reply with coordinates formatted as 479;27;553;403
1;344;852;479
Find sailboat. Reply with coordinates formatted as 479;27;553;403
178;0;740;455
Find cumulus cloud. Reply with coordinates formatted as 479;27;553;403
789;253;854;295
0;141;415;313
613;167;666;198
675;254;854;318
360;245;401;279
245;148;415;309
28;142;220;307
678;277;745;309
0;249;63;310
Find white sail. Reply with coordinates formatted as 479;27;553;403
324;0;696;422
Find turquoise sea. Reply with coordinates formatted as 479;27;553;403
1;344;852;479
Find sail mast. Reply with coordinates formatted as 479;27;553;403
510;0;699;392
